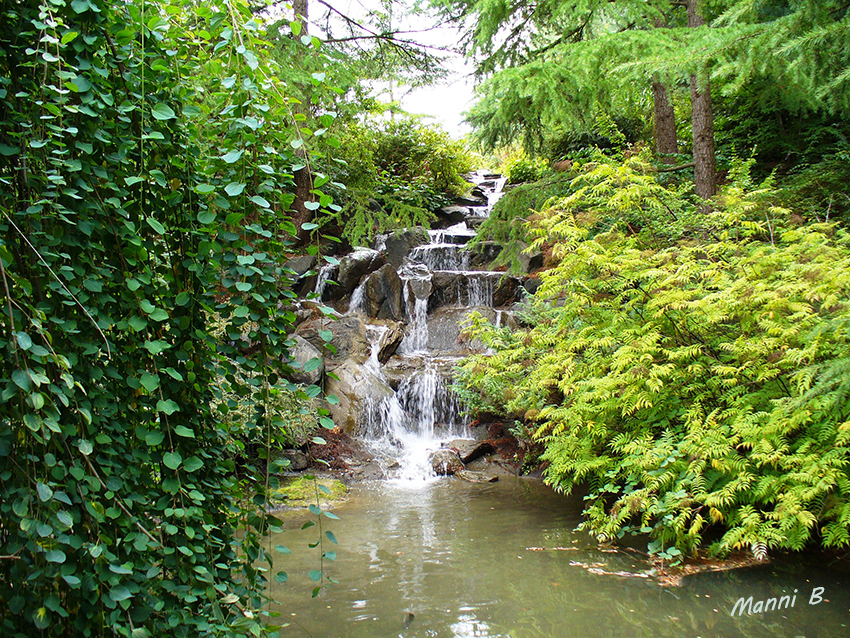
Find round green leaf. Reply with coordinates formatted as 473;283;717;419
163;451;182;470
151;103;176;121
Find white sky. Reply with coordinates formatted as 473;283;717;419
312;1;478;138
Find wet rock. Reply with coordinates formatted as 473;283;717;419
286;335;324;385
429;449;464;476
296;314;369;369
336;248;385;298
443;439;494;464
454;195;487;208
435;205;469;228
325;359;394;432
425;306;497;354
382;355;426;390
493;276;523;307
380;227;430;269
278;449;310;472
464;215;487;230
376;321;405;363
363;264;404;321
429;272;519;309
467;241;502;269
456;469;499;483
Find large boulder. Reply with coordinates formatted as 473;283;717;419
284;254;317;279
379;227;430;269
429;449;464;476
278;449;310;472
425;307;497;354
363;264;404;321
286;335;324;385
336;248;385;299
325;359;394;432
296;314;369;369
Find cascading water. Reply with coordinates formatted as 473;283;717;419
314;263;336;299
336;173;509;482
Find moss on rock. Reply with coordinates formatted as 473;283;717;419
268;476;348;508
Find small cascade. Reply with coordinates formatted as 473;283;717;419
398;264;433;355
314;263;336;299
307;172;511;482
347;281;366;315
467;274;494;307
362;363;466;483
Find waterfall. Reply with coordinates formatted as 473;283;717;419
318;172;510;482
348;280;366;315
466;274;494;307
314;263;336;299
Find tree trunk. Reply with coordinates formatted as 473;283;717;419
687;0;717;202
652;80;678;160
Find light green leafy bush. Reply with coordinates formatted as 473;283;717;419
327;119;473;245
457;154;850;559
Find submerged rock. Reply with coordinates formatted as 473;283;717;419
429;449;464;476
456;469;499;483
268;476;347;508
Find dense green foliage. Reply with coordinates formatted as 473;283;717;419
470;172;573;273
326;119;473;246
457;154;850;558
0;1;341;635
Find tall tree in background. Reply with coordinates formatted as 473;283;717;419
687;0;717;199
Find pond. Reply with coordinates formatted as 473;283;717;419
269;477;849;638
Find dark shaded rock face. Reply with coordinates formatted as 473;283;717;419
336;249;385;298
467;241;502;269
381;227;430;269
295;314;369;369
429;449;464;476
363;264;404;321
493;276;523;307
428;272;522;310
524;278;542;295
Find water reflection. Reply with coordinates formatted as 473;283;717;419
269;478;849;638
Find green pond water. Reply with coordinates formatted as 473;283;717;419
269;477;849;638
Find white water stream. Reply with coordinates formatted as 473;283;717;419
354;172;507;482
